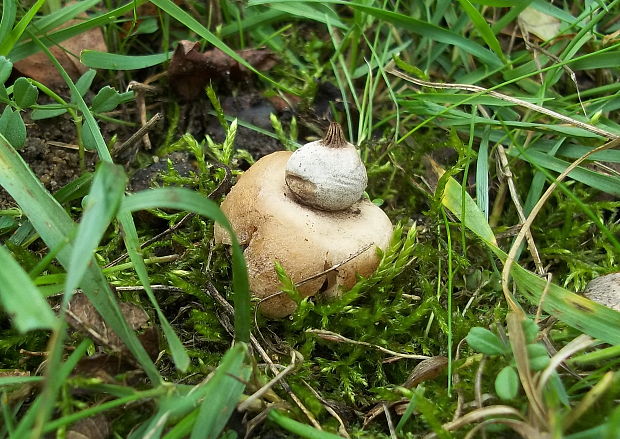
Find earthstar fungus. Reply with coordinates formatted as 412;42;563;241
214;123;393;318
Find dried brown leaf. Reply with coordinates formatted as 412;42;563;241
0;370;30;378
67;293;150;350
402;356;448;388
72;329;158;380
518;7;561;41
14;19;107;88
168;40;277;100
363;356;448;427
73;353;127;381
66;414;110;439
69;294;159;379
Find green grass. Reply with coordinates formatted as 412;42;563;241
0;0;619;438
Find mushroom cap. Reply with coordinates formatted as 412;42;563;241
285;139;367;211
214;151;393;318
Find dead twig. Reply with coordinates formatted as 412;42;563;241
238;350;301;412
302;380;351;439
536;334;594;395
463;418;546;439
451;339;467;422
507;313;547;426
474;356;487;411
520;37;586;118
295;243;373;287
114;285;185;292
113;112;163;157
363;356;447;428
253;242;377;344
307;329;431;360
253;241;379;340
204;282;322;430
495;144;545;275
46;141;94;151
423;405;525;439
128;81;159;150
383;403;397;439
535;274;553;324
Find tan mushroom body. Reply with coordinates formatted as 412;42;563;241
214;128;393;318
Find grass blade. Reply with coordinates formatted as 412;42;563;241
0;244;56;331
455;0;507;62
117;210;190;371
81;51;173;70
219;9;289;38
143;343;249;438
190;343;250;439
511;148;620;197
0;0;16;46
0;376;44;387
0;133;160;383
63;162;126;304
351;3;503;68
268;410;343;439
569;52;620;71
250;0;503;67
532;143;620;162
28;32;171;383
439;172;620;346
120;188;251;343
12;340;89;437
9;0;150;62
475;127;490;219
264;2;347;29
32;0;100;34
0;0;45;56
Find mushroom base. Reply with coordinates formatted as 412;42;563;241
214;151;393;318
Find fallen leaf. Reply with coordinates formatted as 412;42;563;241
363;356;448;427
67;292;150;350
0;370;38;404
72;328;159;381
267;94;301;113
73;353;129;380
168;40;277;100
14;19;107;88
0;370;30;378
518;7;561;41
67;414;110;439
402;356;448;388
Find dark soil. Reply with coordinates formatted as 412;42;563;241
203;92;283;158
0;114;96;209
0;84;293;211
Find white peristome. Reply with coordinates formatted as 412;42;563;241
584;272;620;312
285;123;367;211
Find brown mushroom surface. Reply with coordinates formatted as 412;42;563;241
214;151;393;318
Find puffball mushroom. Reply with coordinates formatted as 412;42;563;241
214;123;393;318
